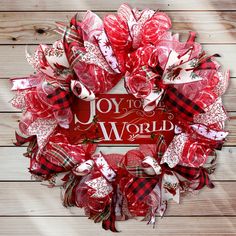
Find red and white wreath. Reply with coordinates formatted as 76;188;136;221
11;4;229;232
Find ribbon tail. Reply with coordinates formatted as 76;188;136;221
164;86;205;121
173;165;214;190
102;210;119;232
62;174;81;207
102;188;119;232
14;131;36;146
195;169;214;190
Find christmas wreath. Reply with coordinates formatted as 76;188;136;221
11;4;229;232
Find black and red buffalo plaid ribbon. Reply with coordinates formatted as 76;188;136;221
30;156;65;177
47;87;72;111
124;162;213;204
164;86;205;121
172;164;214;190
125;177;158;202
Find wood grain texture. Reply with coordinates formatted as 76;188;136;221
0;0;235;235
0;147;235;180
0;11;236;44
0;182;236;216
0;217;235;236
0;44;235;78
0;0;236;11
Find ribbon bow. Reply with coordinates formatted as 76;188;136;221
125;32;222;123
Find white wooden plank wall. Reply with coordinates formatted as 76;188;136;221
0;1;235;235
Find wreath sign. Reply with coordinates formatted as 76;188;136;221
11;4;229;232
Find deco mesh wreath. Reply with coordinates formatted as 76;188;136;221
11;4;229;232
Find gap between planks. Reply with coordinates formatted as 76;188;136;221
0;45;235;77
0;146;235;181
0;0;236;11
0;182;235;216
1;77;236;112
0;216;235;236
0;11;236;44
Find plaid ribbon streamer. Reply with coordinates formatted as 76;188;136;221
62;174;82;207
55;14;82;44
125;166;148;178
164;86;205;121
47;87;72;111
91;206;110;223
30;156;64;177
102;210;118;232
125;177;158;201
43;143;77;170
101;184;119;232
56;23;81;43
102;198;119;232
56;14;87;71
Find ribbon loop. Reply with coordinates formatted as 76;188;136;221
92;152;116;182
142;156;162;175
70;80;95;101
73;160;94;176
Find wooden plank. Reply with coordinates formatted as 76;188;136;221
0;216;235;235
0;182;235;216
0;112;235;146
0;44;234;78
0;147;29;180
0;0;236;11
0;146;235;181
0;113;20;146
0;79;14;112
0;11;236;44
0;146;132;180
1;77;236;112
0;2;235;235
